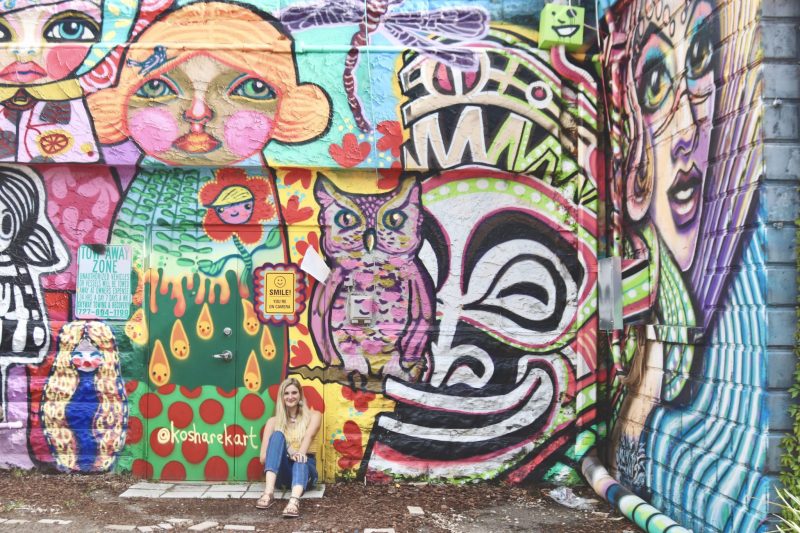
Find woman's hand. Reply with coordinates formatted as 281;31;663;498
291;452;308;463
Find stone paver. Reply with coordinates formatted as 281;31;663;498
120;489;166;498
4;519;29;524
201;491;243;499
130;482;172;491
38;519;72;525
188;522;218;532
208;484;249;492
222;526;255;531
161;491;207;499
136;527;155;532
105;526;136;531
171;485;207;491
365;529;396;533
156;524;174;530
167;518;193;525
407;506;424;516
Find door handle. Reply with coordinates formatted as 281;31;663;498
212;350;233;362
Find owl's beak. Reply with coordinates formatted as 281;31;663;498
363;229;376;252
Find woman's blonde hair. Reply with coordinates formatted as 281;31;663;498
87;1;331;146
274;377;310;435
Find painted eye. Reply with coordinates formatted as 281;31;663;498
334;209;359;230
0;212;14;238
687;26;713;81
0;24;11;43
383;209;407;230
135;79;177;98
44;17;100;42
638;62;673;114
232;78;276;100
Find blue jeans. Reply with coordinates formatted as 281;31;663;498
263;431;317;490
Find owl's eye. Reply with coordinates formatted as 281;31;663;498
383;209;407;230
334;209;360;230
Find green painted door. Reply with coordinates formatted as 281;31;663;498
141;224;283;481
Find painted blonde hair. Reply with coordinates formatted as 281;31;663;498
87;1;331;146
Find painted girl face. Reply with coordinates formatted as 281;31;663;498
215;200;254;224
126;54;279;165
634;0;716;270
0;1;101;85
70;337;102;372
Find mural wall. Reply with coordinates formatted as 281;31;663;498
0;0;602;487
601;0;794;531
0;0;792;531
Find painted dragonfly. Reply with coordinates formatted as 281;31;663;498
281;0;490;132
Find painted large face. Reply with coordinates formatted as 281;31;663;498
368;171;597;478
633;0;716;270
126;54;279;165
0;0;101;85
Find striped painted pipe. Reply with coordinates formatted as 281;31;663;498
581;450;691;533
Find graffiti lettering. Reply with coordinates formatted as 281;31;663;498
157;421;260;451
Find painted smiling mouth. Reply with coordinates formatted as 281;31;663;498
174;132;221;154
553;24;579;37
668;165;703;229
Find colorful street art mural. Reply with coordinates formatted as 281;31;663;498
0;0;792;531
602;0;772;531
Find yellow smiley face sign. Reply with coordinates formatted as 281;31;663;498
264;272;295;314
254;263;307;326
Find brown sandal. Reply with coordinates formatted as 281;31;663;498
282;496;300;518
255;492;275;509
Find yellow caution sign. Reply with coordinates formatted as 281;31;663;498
264;271;295;314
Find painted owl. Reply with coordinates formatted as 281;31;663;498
310;176;433;383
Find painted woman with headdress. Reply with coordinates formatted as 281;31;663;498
604;0;766;529
41;320;127;472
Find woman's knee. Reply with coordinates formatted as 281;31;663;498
268;431;286;444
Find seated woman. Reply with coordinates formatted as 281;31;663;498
258;377;322;518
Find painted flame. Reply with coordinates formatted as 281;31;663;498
242;299;260;336
149;340;170;386
196;303;214;340
170;319;190;360
260;326;276;360
243;350;262;392
125;308;148;345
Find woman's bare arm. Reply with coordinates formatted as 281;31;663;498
293;410;322;462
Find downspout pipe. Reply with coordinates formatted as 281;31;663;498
581;449;691;533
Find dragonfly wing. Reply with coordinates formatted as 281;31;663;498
280;2;362;32
387;7;489;40
383;22;480;70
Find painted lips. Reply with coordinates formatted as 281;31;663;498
668;164;703;228
174;132;221;153
0;62;46;83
